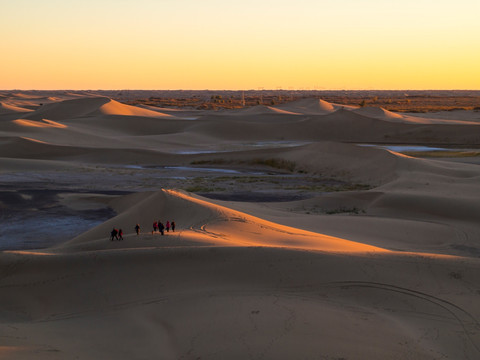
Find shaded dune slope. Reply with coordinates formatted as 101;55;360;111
0;136;178;163
1;246;478;360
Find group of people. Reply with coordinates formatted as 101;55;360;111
110;228;124;241
151;220;175;235
111;221;176;240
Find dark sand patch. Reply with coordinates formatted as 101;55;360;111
0;189;118;250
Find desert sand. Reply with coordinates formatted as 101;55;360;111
0;91;480;359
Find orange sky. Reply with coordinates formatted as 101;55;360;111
1;0;479;90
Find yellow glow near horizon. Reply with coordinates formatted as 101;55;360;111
1;0;479;90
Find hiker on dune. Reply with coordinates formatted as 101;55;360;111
110;228;118;241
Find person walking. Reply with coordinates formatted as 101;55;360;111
171;221;176;232
158;221;165;235
110;228;118;241
135;223;140;235
166;221;170;233
118;229;124;240
153;221;158;233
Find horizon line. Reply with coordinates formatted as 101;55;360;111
2;89;480;92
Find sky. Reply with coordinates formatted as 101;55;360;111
1;0;479;90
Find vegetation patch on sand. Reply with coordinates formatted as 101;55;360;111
299;205;366;215
184;185;226;193
325;206;365;215
180;174;372;199
191;158;297;172
285;183;371;192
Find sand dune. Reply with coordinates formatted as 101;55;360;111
22;97;112;120
61;189;385;253
0;136;93;159
1;92;480;359
2;246;478;359
61;114;190;136
0;102;33;115
353;106;479;125
184;108;401;143
93;98;175;118
353;106;406;122
0;135;180;164
231;104;302;116
23;97;174;121
277;97;338;114
282;141;400;184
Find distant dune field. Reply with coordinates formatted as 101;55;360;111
0;91;479;360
